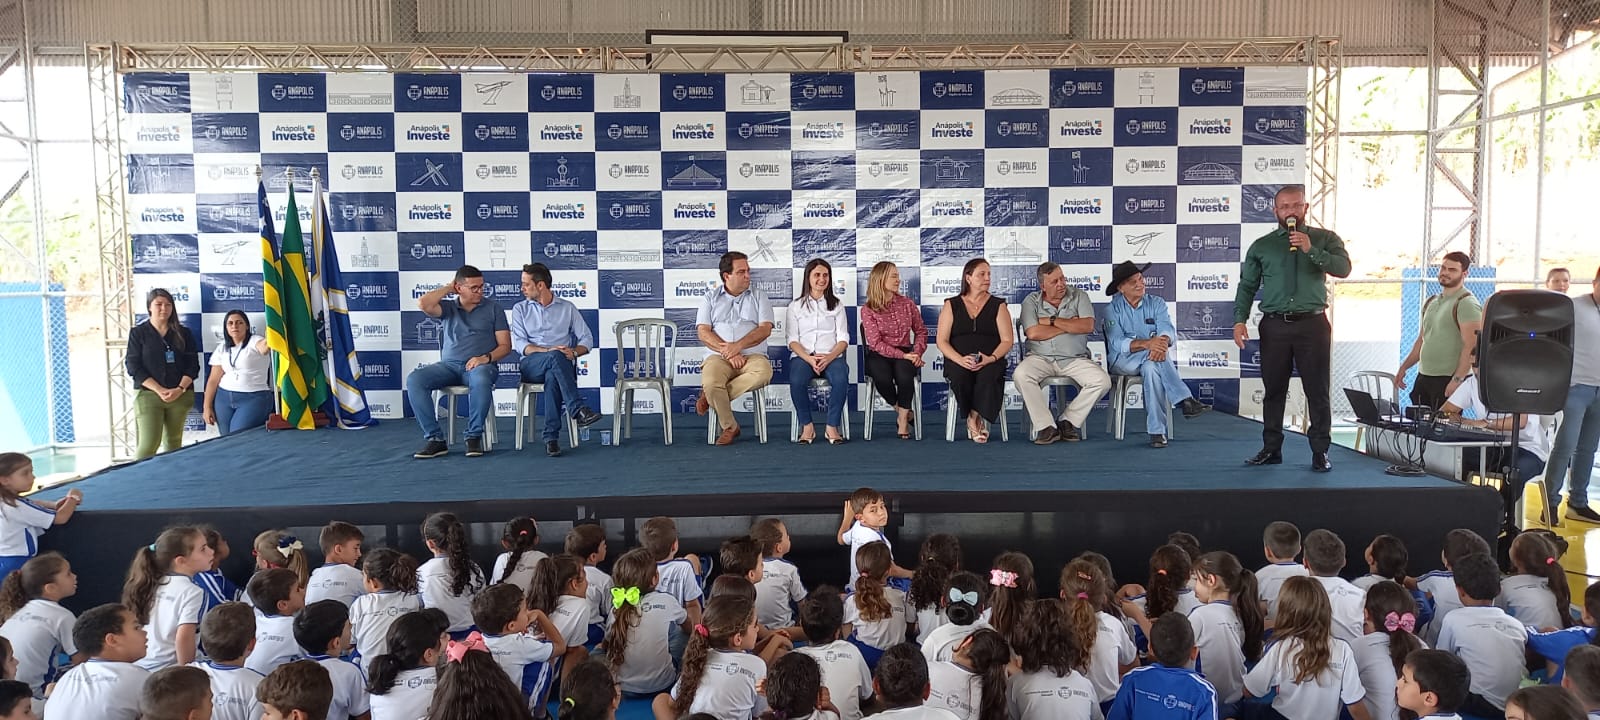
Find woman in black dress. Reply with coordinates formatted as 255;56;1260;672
936;258;1014;442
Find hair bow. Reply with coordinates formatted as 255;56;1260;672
948;587;979;605
277;536;303;557
694;623;709;637
446;631;488;663
1076;592;1090;600
611;586;642;610
1546;557;1557;566
1383;612;1416;634
989;569;1018;588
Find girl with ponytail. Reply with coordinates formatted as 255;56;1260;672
492;515;547;587
559;658;621;720
1060;558;1134;707
1356;581;1423;720
1006;599;1098;720
351;547;422;672
418;512;485;638
367;608;448;720
921;571;989;663
122;526;212;670
0;553;81;697
602;548;686;696
986;551;1035;643
656;594;765;719
928;627;1010;720
428;630;536;720
527;553;593;683
845;542;908;670
251;529;311;590
1120;544;1196;641
909;533;962;643
1504;532;1573;631
1190;551;1266;712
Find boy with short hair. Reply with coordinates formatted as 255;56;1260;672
1397;649;1472;720
564;522;612;645
1303;529;1366;644
291;600;369;720
794;587;872;720
1108;612;1218;720
836;487;912;591
640;516;704;629
245;569;306;676
256;660;332;720
306;522;365;607
751;518;806;637
470;583;564;699
1438;552;1527;719
719;535;763;584
1419;528;1492;646
191;601;264;720
140;665;214;720
869;643;957;719
1256;520;1308;622
1561;645;1600;714
0;680;33;720
43;604;150;720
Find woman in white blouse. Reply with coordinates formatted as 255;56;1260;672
202;310;274;436
787;258;851;444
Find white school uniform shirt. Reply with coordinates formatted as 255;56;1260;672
1256;562;1309;621
308;654;371;720
1312;575;1367;647
244;613;302;675
0;598;77;695
1437;605;1528;710
136;573;205;670
1351;574;1389;592
656;558;704;611
927;661;982;720
305;563;366;607
482;631;555;689
1243;636;1365;720
798;640;874;720
1006;669;1099;720
671;648;768;720
191;661;265;720
210;335;272;392
756;557;807;629
869;706;963;720
1447;376;1553;461
1497;574;1564;631
550;594;593;646
0;497;54;559
1089;611;1138;703
417;557;485;633
584;565;613;626
1352;633;1417;720
921;621;989;665
491;549;549;588
845;586;910;650
611;590;687;694
914;604;947;644
1128;588;1202;619
842;522;890;592
1188;601;1246;704
42;659;149;720
1417;571;1461;646
350;590;422;670
369;666;437;720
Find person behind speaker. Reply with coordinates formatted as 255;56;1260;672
1546;267;1572;294
1396;252;1484;411
1439;351;1552;531
1543;266;1600;525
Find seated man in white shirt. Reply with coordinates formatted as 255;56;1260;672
1441;356;1552;530
696;251;776;446
1017;261;1111;444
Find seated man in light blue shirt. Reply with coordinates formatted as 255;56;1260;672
1103;261;1209;448
696;251;775;446
511;262;603;457
406;264;511;459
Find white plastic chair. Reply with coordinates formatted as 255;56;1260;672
1015;318;1089;440
514;382;580;450
788;377;851;442
860;319;924;441
1106;374;1174;441
1343;370;1397;452
612;319;677;446
706;384;771;444
436;385;496;450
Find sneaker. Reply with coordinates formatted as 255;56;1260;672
546;440;562;457
1566;504;1600;523
1033;426;1059;445
1150;434;1168;448
1181;398;1211;419
573;406;603;428
465;437;485;458
1543;503;1565;528
1056;420;1081;442
413;439;449;459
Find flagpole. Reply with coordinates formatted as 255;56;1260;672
310;167;338;425
258;165;286;427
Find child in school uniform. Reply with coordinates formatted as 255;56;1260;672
42;604;149;720
846;542;910;671
366;609;448;720
305;522;365;607
752;519;808;639
1417;528;1492;647
427;634;534;720
984;552;1034;644
836;488;913;592
641;517;705;638
565;523;612;647
920;572;990;665
1352;582;1424;720
1107;612;1217;720
796;587;873;720
195;527;242;616
138;665;212;720
256;660;333;720
1120;544;1197;643
602;548;689;697
1499;532;1573;632
1529;582;1600;684
1006;600;1097;720
124;526;214;671
1560;645;1600;717
244;568;307;676
1058;560;1136;709
417;513;485;639
190;602;265;720
492;516;548;588
1189;551;1265;715
0;680;30;720
1242;576;1371;720
472;583;564;705
1303;529;1366;646
720;536;795;662
760;652;837;720
868;643;961;720
1438;552;1529;720
349;548;421;672
0;553;82;700
655;594;768;720
1256;521;1309;624
0;453;82;581
560;659;622;720
525;554;594;683
1504;686;1587;720
926;628;1009;720
1352;535;1435;630
1396;649;1472;720
908;534;961;645
249;530;311;599
293;600;369;720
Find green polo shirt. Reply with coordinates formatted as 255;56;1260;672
1232;226;1352;323
1419;287;1483;376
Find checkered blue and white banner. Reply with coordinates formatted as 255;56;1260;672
122;67;1308;423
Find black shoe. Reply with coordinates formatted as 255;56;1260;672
1312;452;1332;473
546;440;562;457
1150;434;1167;448
573;406;603;428
1245;449;1283;466
1033;426;1059;445
1181;398;1211;419
413;439;449;459
465;437;485;457
1566;504;1600;523
1057;420;1081;442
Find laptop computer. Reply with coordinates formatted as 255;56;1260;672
1344;388;1415;430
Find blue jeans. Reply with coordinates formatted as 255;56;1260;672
214;388;272;436
789;356;850;428
1109;352;1192;436
519;351;588;441
1547;384;1600;507
406;360;496;441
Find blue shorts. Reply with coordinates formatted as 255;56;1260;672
847;634;887;671
0;556;30;580
447;627;479;642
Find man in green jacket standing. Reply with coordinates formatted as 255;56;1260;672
1233;185;1352;472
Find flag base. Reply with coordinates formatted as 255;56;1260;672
266;411;332;430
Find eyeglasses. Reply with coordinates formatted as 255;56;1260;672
459;284;485;292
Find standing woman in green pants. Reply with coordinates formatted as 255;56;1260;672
126;288;200;459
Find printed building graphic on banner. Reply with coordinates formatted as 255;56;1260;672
124;67;1308;418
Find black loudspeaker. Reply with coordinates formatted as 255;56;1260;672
1478;289;1573;414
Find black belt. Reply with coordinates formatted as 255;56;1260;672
1263;310;1324;322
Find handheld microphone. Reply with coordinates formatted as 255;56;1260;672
1286;217;1298;252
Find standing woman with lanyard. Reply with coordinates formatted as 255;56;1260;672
126;288;200;459
202;310;273;436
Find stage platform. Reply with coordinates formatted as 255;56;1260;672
37;408;1501;610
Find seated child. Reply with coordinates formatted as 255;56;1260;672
42;604;149;720
256;659;333;720
139;665;212;720
1107;612;1216;720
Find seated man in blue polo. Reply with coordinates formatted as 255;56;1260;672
406;264;512;459
511;262;603;457
1104;260;1209;448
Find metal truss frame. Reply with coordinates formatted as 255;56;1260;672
1424;0;1494;264
88;43;138;461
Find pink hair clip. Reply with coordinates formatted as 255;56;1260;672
694;623;709;637
1546;557;1557;565
1076;592;1090;600
446;631;488;663
989;569;1018;588
1382;612;1416;634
